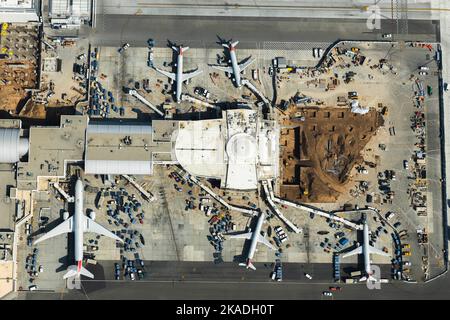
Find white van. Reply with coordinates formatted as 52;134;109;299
318;48;324;58
385;212;395;221
252;69;259;81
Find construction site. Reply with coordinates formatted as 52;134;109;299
0;23;39;115
0;13;445;296
279;106;384;203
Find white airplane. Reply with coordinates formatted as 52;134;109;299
341;214;389;281
227;211;276;270
210;39;255;87
154;45;203;103
34;178;123;279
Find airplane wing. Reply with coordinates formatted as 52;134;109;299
238;57;255;71
341;246;363;258
83;216;123;243
34;217;73;245
257;234;276;250
154;67;176;81
209;64;233;73
181;69;203;82
368;245;390;257
227;232;253;240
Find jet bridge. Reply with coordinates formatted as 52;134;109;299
263;180;362;230
181;94;220;110
261;180;302;233
121;174;155;202
174;167;259;216
128;89;164;117
52;182;74;203
241;79;271;107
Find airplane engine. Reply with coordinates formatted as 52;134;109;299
89;211;96;220
62;211;69;220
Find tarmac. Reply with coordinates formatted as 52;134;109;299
11;0;447;300
15;267;450;300
98;0;435;21
17;260;395;300
83;15;437;48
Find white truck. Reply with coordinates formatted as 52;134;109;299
385;211;395;221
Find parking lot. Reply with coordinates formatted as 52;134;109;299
86;41;329;120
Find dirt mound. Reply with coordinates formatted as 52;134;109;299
0;60;37;112
19;99;46;119
279;106;383;203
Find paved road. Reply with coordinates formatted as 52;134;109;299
87;260;392;282
94;16;436;47
17;260;393;300
54;15;438;48
438;0;450;264
80;0;439;48
17;272;450;300
98;0;435;21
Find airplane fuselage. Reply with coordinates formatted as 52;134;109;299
34;178;122;279
363;221;372;276
175;48;184;102
247;212;266;262
74;179;84;272
229;46;242;87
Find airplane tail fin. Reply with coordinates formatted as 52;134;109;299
239;260;256;270
174;46;189;55
177;46;189;54
221;43;230;49
63;265;94;279
367;275;378;283
231;40;239;48
63;265;78;279
79;266;94;279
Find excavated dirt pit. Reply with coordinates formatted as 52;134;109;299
279;106;384;203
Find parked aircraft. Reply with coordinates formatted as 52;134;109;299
210;39;255;87
154;45;203;102
341;214;390;282
34;178;123;279
227;211;276;270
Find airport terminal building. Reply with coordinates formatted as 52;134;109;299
0;109;279;191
